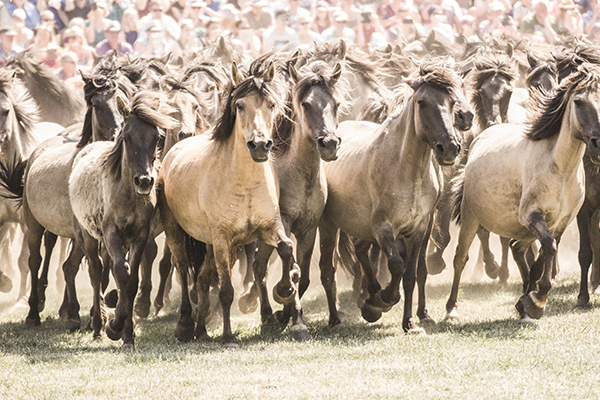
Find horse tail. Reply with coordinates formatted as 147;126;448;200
0;156;27;209
184;233;207;283
334;230;361;281
451;165;466;225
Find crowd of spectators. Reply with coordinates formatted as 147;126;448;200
0;0;593;92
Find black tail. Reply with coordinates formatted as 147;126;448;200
334;230;362;281
450;165;466;225
0;156;27;209
184;232;207;283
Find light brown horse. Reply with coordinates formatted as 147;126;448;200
447;63;600;322
158;62;295;347
318;63;463;333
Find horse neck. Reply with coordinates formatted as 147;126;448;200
551;101;586;175
380;100;434;181
1;117;27;163
284;118;322;178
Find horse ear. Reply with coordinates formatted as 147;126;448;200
336;39;347;60
171;55;184;68
330;63;342;85
264;62;275;82
425;30;435;49
506;43;514;59
217;36;227;54
289;49;300;67
92;52;100;66
158;52;171;65
288;61;299;84
116;96;130;119
80;70;90;83
527;52;538;69
402;77;420;92
231;61;244;85
384;43;392;54
393;44;402;54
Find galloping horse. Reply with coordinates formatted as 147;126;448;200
69;92;175;345
237;60;344;340
447;63;600;322
318;63;462;332
158;62;295;346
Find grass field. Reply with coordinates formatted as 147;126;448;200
1;229;599;400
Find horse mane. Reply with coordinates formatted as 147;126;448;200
412;60;462;98
103;92;176;180
525;58;557;90
211;73;284;143
0;69;40;139
525;63;600;141
183;59;228;92
273;61;349;157
554;43;600;83
77;58;135;148
468;53;515;127
200;36;245;66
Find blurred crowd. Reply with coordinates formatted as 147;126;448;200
0;0;593;90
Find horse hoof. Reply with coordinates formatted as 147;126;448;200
521;293;545;320
426;252;447;275
121;342;135;351
419;315;436;327
153;301;164;316
238;293;258;315
575;302;591;311
272;282;295;305
328;317;341;327
290;324;310;342
273;310;290;328
593;285;600;296
65;318;81;332
484;261;500;280
104;289;118;309
444;308;460;320
134;297;151;319
25;315;41;326
175;321;195;343
405;318;425;334
105;320;123;341
0;273;13;293
518;314;535;324
380;291;400;312
361;302;382;323
222;342;240;349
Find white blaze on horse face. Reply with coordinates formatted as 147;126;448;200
572;91;600;162
236;93;275;146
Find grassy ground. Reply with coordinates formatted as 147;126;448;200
1;230;599;400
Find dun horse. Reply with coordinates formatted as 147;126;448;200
158;62;295;346
447;63;600;322
318;63;462;332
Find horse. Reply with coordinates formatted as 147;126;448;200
446;63;600;322
158;62;296;346
0;70;64;302
134;74;207;319
5;51;85;126
317;63;463;332
69;92;176;345
236;60;344;340
183;60;228;127
1;57;135;330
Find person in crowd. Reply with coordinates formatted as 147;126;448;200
423;5;454;41
286;0;309;31
591;20;600;40
512;0;533;23
456;14;477;41
167;0;187;21
584;0;600;34
106;0;130;23
205;17;222;41
520;0;559;43
311;1;330;33
85;1;110;46
262;9;298;53
0;27;17;65
135;19;174;55
6;0;41;31
339;0;361;29
555;0;583;35
297;14;321;49
321;10;356;42
62;0;93;21
121;7;139;46
68;16;86;31
173;18;199;56
40;10;59;36
478;1;506;37
55;50;79;80
355;7;385;51
12;8;33;52
241;0;272;38
31;24;61;67
96;20;133;55
230;18;261;58
187;0;206;32
137;0;181;43
62;26;94;71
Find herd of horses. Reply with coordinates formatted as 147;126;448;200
0;33;599;348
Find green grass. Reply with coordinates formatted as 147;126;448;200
1;238;600;399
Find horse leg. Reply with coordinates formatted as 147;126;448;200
509;239;531;295
135;236;157;319
239;241;271;320
318;217;342;327
268;222;297;308
59;235;84;332
211;239;237;347
498;237;511;286
519;211;557;320
74;225;106;338
16;225;29;302
590;211;600;294
37;231;57;313
427;189;452;275
476;227;500;280
445;208;479;319
416;218;434;324
24;209;44;326
103;226;131;344
0;224;14;294
194;245;214;341
401;229;429;334
374;222;407;312
242;242;256;292
354;239;382;322
154;245;172;315
122;242;145;347
55;237;68;295
577;205;593;308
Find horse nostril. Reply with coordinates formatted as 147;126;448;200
134;177;141;186
317;137;326;148
265;139;273;151
591;138;600;150
247;141;257;151
435;144;445;154
148;177;154;187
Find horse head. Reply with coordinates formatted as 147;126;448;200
288;61;343;162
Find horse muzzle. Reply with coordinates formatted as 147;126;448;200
134;175;155;196
317;135;341;162
588;137;600;165
247;137;273;163
455;109;474;132
434;142;461;166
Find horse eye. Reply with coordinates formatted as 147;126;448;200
301;102;310;110
417;99;426;107
268;102;275;110
574;98;585;107
236;102;245;112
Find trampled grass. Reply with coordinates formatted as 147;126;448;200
1;232;600;400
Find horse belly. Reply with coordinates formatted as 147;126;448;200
26;146;77;238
